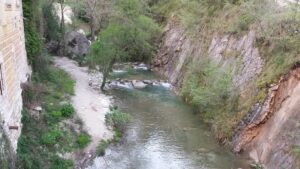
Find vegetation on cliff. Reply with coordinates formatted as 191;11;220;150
152;0;300;142
18;1;92;168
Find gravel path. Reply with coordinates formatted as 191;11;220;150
54;57;113;153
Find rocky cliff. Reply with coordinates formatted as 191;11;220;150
152;13;300;169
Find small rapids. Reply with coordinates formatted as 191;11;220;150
87;67;250;169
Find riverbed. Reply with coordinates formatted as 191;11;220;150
88;68;250;169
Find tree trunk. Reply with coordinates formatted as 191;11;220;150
100;70;108;91
90;17;95;41
60;0;65;56
100;58;115;91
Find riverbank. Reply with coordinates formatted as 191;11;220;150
87;65;250;169
54;57;113;166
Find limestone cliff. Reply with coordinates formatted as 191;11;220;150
152;14;300;169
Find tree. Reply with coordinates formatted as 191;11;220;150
58;0;66;55
89;24;131;90
89;0;161;90
85;0;113;41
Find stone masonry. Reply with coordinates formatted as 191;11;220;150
0;0;31;151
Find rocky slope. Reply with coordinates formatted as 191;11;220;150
152;14;300;169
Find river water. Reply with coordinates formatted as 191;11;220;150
88;69;249;169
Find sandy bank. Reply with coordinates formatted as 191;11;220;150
54;57;113;154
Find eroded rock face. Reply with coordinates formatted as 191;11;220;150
208;31;264;89
152;19;264;91
152;17;300;168
233;68;300;169
65;31;90;57
151;19;195;90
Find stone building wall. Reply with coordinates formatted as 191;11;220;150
0;0;31;151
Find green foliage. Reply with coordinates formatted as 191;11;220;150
50;155;73;169
42;1;61;41
94;107;131;157
117;0;144;18
181;59;238;139
89;0;161;89
76;134;91;149
61;104;75;117
39;67;75;95
0;118;15;169
96;140;110;156
22;0;43;65
229;13;254;34
105;108;131;132
17;62;81;168
51;111;63;118
182;60;233;114
42;127;64;146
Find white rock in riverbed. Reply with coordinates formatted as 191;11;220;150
132;80;148;89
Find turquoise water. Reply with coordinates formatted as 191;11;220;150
88;70;249;169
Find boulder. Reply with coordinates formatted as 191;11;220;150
132;80;148;89
65;31;90;57
46;40;59;54
143;80;153;85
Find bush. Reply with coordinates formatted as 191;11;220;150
51;111;62;118
96;140;110;156
41;127;63;146
76;134;91;149
181;59;237;139
50;155;73;169
42;2;61;42
105;108;131;132
61;104;75;117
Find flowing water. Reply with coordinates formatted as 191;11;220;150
88;69;249;169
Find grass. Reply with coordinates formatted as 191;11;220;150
76;133;91;149
17;61;89;169
96;140;110;156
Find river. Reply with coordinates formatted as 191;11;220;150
87;68;250;169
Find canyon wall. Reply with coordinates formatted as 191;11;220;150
152;16;300;169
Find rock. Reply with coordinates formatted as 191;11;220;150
33;106;42;112
197;148;210;154
65;31;90;57
143;80;153;85
46;40;59;54
77;29;86;35
132;80;148;89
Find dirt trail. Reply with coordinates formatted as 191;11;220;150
54;57;113;153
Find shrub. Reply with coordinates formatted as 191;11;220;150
51;111;62;118
50;155;73;169
229;13;254;34
76;134;91;149
181;59;237;139
41;128;63;146
61;104;75;117
42;2;61;42
96;140;110;156
105;109;131;132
